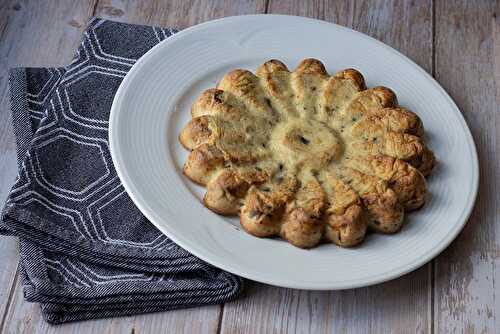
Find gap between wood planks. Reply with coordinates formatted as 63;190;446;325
430;1;436;333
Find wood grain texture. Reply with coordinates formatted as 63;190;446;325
2;282;220;334
266;0;432;72
0;0;97;331
221;270;431;334
1;283;134;334
220;1;433;333
433;1;499;333
95;0;267;28
121;306;222;334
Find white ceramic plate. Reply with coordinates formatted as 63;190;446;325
109;15;478;290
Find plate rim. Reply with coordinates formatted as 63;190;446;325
109;14;479;290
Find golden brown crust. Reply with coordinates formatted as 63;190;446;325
334;68;367;91
371;86;398;107
335;167;405;233
259;70;296;115
191;89;227;118
410;147;436;177
256;59;289;77
349;107;424;138
280;208;323;248
338;87;397;123
294;179;326;218
295;58;328;76
179;59;436;249
179;115;214;150
217;69;256;92
320;76;364;118
362;188;404;233
383;132;425;162
322;174;367;247
387;160;427;210
240;187;282;237
183;144;224;186
344;155;427;210
324;204;367;247
383;108;424;136
203;169;253;215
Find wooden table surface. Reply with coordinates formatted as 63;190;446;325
0;1;498;333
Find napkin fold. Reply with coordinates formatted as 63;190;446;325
0;18;242;324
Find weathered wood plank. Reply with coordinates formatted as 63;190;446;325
220;1;433;333
266;0;433;71
0;0;97;332
433;1;499;333
2;282;220;334
221;270;430;334
121;306;222;334
94;0;267;29
1;283;134;334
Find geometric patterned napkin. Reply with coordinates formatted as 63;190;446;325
0;18;242;324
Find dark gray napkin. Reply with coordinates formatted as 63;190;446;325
0;18;242;324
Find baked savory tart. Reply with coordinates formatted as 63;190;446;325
179;58;435;248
